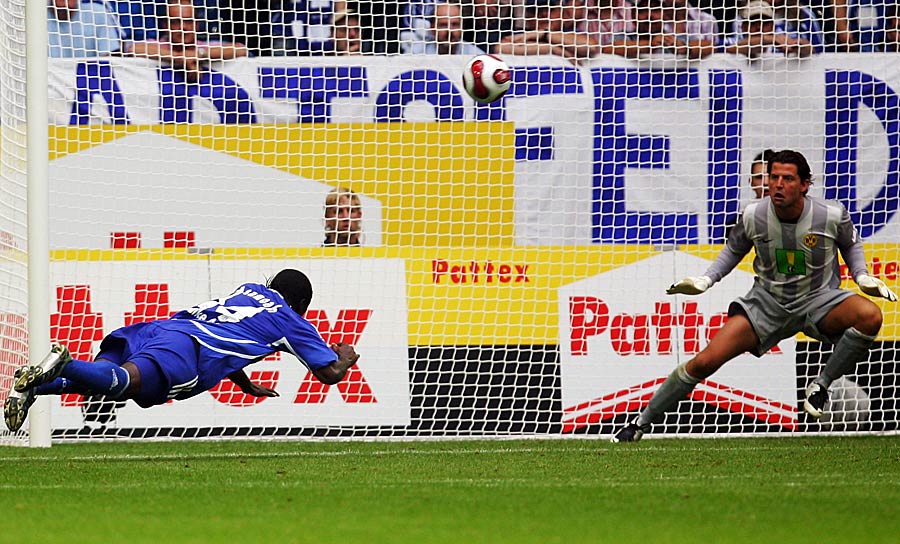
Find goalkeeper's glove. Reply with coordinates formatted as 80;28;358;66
666;276;712;296
856;274;898;302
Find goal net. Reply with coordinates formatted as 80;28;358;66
0;0;30;446
2;0;899;444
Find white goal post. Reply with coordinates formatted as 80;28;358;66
2;1;899;445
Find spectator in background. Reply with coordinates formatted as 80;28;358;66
404;0;485;54
358;0;403;53
721;0;816;58
748;148;774;199
127;0;248;83
584;0;635;48
775;0;826;52
730;0;825;54
269;0;336;55
218;0;274;55
323;188;363;246
401;0;518;54
883;2;900;51
114;0;224;43
49;0;123;57
606;0;716;58
725;148;774;238
830;0;895;52
494;0;600;62
216;0;396;56
400;0;437;53
826;0;856;51
661;0;718;44
466;0;518;53
332;8;364;54
114;0;167;42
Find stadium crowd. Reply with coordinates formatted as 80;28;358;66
49;0;900;60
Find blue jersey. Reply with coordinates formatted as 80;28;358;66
105;282;336;401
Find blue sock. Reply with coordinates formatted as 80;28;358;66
35;377;95;396
35;377;72;395
60;359;131;398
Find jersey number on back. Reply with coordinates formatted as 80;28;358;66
188;298;267;323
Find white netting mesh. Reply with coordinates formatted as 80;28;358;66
2;0;900;442
0;0;28;445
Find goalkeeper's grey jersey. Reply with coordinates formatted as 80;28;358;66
704;196;869;305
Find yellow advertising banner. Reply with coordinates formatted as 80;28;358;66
52;244;900;344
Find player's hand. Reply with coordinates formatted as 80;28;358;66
857;274;898;301
241;383;279;397
666;276;712;296
331;342;360;366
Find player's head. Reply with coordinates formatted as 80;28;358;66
768;149;812;195
162;0;198;46
324;187;362;246
268;269;313;316
750;148;774;198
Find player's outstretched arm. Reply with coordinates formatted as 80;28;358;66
666;276;712;296
226;369;279;397
312;343;360;385
856;274;899;301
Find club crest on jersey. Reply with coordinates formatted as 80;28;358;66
803;233;818;248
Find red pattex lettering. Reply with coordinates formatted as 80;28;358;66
296;309;375;403
51;286;105;406
568;297;609;356
841;257;899;282
568;296;784;356
431;259;530;284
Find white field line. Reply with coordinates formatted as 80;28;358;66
0;440;891;464
1;474;897;491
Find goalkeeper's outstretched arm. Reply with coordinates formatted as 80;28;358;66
667;219;753;295
837;211;898;302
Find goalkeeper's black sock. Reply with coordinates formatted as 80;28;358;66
59;359;131;398
815;327;876;389
637;363;701;427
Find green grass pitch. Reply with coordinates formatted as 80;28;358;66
1;436;898;543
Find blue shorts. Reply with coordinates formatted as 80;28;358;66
96;322;201;408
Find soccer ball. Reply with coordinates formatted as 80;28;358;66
462;54;511;104
819;377;871;432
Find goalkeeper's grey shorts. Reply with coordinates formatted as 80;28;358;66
728;283;855;357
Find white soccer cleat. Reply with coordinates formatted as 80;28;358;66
13;344;72;393
4;389;35;432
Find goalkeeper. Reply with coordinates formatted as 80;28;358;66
613;149;897;442
4;269;360;432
